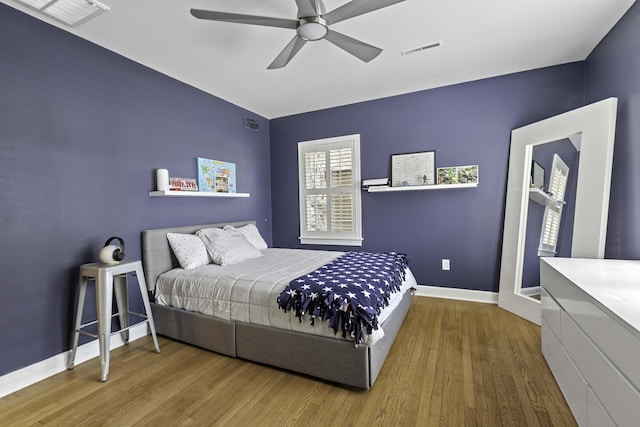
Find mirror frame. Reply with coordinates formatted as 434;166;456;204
498;98;618;325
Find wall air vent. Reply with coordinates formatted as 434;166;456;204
244;116;260;132
15;0;109;27
401;41;443;56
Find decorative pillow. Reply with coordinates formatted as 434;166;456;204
223;223;268;250
166;233;211;270
196;227;263;266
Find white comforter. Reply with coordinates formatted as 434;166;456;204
155;248;416;345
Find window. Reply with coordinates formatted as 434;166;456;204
298;134;362;246
538;154;569;256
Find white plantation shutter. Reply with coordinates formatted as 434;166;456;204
538;154;569;256
305;194;326;232
304;151;326;191
303;150;328;232
539;203;562;253
298;135;362;246
331;194;353;232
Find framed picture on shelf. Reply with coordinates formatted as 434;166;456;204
437;165;479;185
169;177;198;191
390;150;436;187
437;167;459;185
197;157;236;193
458;165;479;184
532;161;544;189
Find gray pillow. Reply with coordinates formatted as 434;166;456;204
166;233;211;270
223;223;268;250
196;227;263;266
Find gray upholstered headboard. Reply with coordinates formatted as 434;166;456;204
141;220;255;293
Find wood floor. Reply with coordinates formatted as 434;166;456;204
0;297;575;426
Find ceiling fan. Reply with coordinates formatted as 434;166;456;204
190;0;406;69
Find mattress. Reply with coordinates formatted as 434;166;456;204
155;248;416;345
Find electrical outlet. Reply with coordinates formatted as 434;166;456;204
442;259;450;270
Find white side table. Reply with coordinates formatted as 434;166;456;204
68;260;160;381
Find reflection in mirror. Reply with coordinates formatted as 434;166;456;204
521;139;579;300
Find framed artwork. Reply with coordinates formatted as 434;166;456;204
532;161;544;189
437;167;459;185
197;157;236;193
391;150;436;187
458;165;479;184
169;177;198;191
437;165;479;185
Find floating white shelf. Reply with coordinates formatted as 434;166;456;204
528;187;563;206
367;183;477;192
149;190;250;198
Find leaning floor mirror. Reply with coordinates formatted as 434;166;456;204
498;98;618;325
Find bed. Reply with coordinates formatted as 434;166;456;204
141;220;415;389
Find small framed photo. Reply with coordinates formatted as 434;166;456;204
391;150;436;187
169;177;198;191
215;176;229;193
458;165;479;184
437;165;479;185
532;161;544;189
437;167;459;185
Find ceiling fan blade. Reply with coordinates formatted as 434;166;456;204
324;30;382;63
295;0;323;18
324;0;406;25
267;36;308;69
190;9;298;29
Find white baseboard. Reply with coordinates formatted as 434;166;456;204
0;323;149;399
414;284;498;304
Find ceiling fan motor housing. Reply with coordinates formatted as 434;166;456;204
297;16;328;41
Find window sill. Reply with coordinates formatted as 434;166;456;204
299;237;363;247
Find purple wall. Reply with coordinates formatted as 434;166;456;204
585;1;640;260
270;65;585;292
0;5;271;376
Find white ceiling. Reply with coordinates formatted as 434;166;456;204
3;0;636;119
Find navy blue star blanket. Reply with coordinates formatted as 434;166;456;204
277;251;407;345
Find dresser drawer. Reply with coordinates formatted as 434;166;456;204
541;288;561;339
561;310;640;427
567;296;640;392
587;386;615;427
541;263;582;308
542;318;587;426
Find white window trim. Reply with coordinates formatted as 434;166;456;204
298;134;362;246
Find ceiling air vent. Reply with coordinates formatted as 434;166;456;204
244;116;259;132
15;0;109;27
401;41;442;56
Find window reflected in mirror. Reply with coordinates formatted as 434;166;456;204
521;139;579;300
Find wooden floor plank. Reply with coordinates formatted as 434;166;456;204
0;296;576;426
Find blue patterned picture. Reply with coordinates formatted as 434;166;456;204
197;157;236;193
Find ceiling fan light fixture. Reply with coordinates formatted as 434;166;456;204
297;16;328;41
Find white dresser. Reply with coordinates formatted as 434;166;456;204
540;258;640;427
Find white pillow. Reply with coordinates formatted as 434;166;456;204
196;228;263;266
223;223;268;250
166;233;211;270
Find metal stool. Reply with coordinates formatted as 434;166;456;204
68;260;160;381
